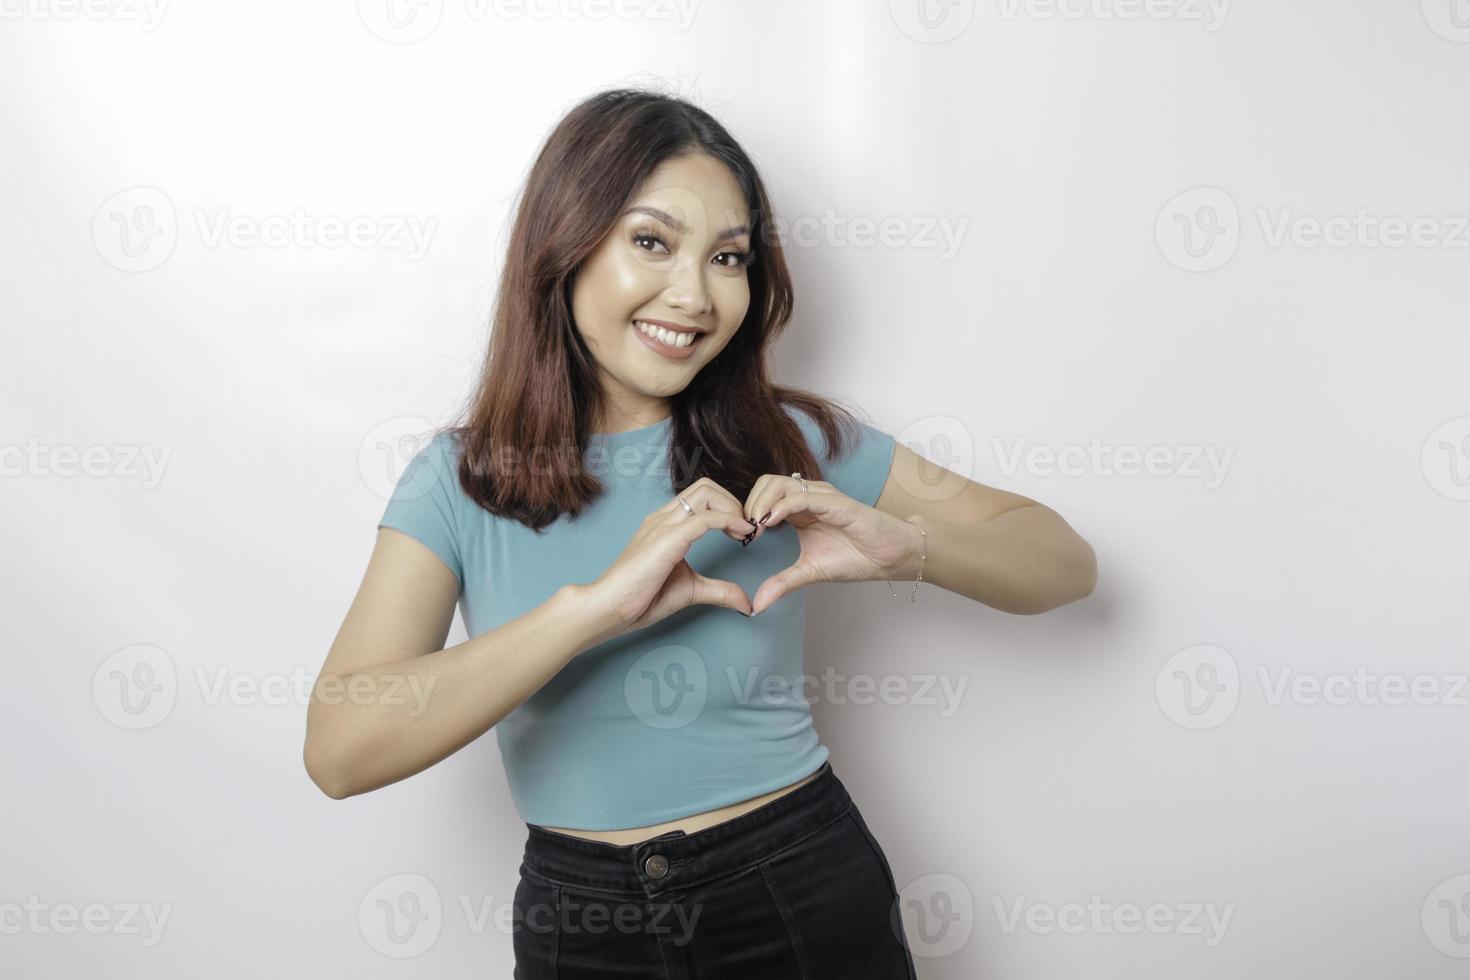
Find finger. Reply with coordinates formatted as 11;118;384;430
689;571;754;616
742;472;777;524
693;478;760;532
671;509;757;545
745;473;796;540
761;485;844;532
666;483;757;540
750;561;822;616
679;478;756;525
749;476;834;537
660;477;730;514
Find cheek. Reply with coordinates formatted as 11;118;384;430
571;261;651;345
607;252;665;299
713;277;752;326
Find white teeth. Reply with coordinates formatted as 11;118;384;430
635;320;698;348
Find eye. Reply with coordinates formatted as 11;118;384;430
714;248;754;269
632;226;753;269
631;229;669;255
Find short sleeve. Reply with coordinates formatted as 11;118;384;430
377;432;465;589
787;405;897;508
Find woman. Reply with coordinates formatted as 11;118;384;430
305;88;1096;978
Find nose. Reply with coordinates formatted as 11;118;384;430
663;256;711;317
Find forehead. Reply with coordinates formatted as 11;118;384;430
628;153;750;233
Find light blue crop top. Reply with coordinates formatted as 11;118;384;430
376;404;897;830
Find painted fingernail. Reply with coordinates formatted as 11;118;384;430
759;511;771;525
747;518;759;530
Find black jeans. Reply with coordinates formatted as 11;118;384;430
512;760;918;979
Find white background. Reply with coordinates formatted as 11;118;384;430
4;1;1469;977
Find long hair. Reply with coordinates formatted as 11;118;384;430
445;86;875;532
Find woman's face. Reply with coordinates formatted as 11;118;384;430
571;151;754;433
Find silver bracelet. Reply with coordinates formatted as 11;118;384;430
886;518;926;602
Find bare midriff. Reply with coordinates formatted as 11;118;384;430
533;766;825;846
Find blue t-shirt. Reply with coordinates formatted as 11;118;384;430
376;404;896;829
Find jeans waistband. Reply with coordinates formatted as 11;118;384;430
520;760;852;899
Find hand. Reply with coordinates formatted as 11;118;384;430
743;475;921;616
584;478;759;642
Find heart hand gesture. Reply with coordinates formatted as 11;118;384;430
744;474;921;616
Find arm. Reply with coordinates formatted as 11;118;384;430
303;527;620;800
873;442;1097;615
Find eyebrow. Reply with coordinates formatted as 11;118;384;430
624;205;750;244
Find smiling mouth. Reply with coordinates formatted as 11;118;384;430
633;319;704;349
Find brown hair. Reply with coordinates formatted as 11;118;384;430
443;86;876;532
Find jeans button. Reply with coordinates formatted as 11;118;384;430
644;853;669;878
